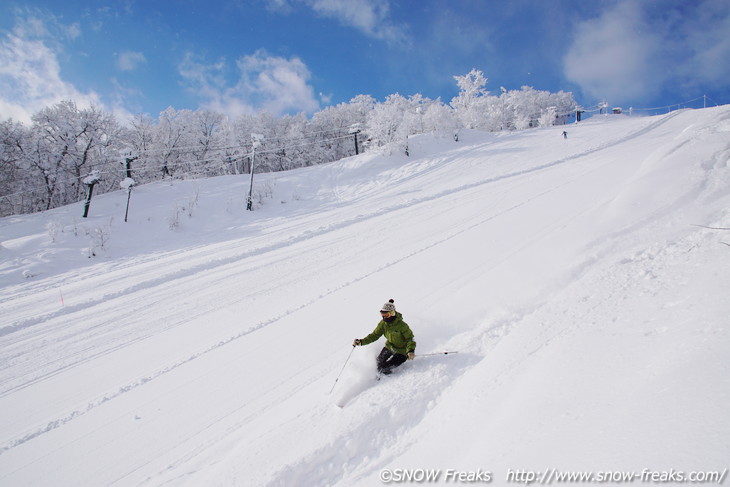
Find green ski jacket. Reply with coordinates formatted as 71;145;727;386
360;312;416;355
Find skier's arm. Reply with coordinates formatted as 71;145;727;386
359;322;384;346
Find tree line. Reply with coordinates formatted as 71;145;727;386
0;69;576;217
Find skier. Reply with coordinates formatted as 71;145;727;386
353;299;416;375
562;130;568;139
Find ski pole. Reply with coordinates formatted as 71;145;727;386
417;351;459;357
329;345;355;394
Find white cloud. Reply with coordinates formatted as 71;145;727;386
12;15;49;38
319;92;333;105
564;0;730;106
117;50;147;71
263;0;294;13
265;0;406;44
0;28;103;124
65;22;82;40
0;11;144;126
674;0;730;89
563;1;661;104
239;50;321;114
179;49;320;118
307;0;404;43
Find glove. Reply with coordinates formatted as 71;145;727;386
353;338;362;346
407;352;415;360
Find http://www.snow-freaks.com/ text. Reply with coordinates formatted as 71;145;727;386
378;467;728;484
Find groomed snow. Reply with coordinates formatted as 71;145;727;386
1;107;729;486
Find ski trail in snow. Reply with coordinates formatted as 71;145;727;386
4;111;681;337
328;110;682;207
259;354;482;487
333;371;378;408
0;110;690;454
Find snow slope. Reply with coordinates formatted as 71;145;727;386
1;107;729;486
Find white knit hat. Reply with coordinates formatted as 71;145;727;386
380;299;396;313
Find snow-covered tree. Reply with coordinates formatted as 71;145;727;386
0;119;30;216
538;106;558;128
127;113;156;181
0;66;579;217
451;69;490;130
366;94;410;154
153;107;196;179
27;101;123;210
310;95;375;162
190;110;226;176
422;99;459;136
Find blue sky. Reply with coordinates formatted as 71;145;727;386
1;0;729;124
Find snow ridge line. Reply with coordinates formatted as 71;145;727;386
0;160;587;454
0;223;352;337
1;110;685;401
0;110;693;459
337;111;681;207
0;300;317;455
0;248;178;303
1;221;455;454
113;354;334;486
0;111;681;340
1;219;448;455
0;111;685;388
0;283;235;397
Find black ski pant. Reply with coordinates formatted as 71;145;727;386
376;347;407;375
